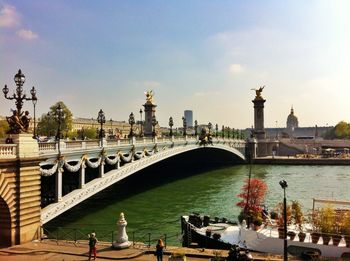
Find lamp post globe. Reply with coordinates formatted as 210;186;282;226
2;69;38;134
97;109;106;147
169;116;174;136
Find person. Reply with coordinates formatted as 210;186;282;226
155;238;164;261
88;232;98;260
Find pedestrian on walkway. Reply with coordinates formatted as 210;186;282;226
88;232;98;260
155;238;164;261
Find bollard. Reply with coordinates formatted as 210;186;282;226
148;233;151;248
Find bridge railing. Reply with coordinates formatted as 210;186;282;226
0;144;17;158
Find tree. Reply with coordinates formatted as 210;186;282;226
323;121;350;139
37;101;73;137
236;178;268;224
0;120;9;138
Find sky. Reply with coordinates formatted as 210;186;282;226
1;0;350;129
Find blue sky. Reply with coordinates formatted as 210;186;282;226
1;0;349;128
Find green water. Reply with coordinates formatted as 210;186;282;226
45;164;350;245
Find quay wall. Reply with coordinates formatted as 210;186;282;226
253;157;350;165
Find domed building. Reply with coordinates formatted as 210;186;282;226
286;106;299;134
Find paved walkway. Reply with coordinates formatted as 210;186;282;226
0;239;292;261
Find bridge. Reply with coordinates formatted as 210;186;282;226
0;134;246;246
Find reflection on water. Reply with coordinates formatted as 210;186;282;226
46;164;350;245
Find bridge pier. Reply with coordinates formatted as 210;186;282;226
0;134;41;246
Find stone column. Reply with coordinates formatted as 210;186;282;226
113;212;131;249
143;103;157;137
252;97;266;140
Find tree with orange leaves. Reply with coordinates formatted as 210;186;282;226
237;178;268;225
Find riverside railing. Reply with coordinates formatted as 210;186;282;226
41;226;180;248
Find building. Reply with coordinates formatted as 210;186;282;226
184;110;193;128
286;106;299;135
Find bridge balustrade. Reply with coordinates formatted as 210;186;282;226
0;144;17;158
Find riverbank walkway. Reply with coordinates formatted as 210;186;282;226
0;239;294;261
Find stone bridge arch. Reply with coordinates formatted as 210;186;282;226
41;143;246;223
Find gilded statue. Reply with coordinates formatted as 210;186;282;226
251;85;265;99
144;90;154;104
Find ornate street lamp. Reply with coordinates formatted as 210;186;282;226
109;118;113;136
215;124;218;137
152;115;157;137
30;87;38;139
208;122;212;135
2;69;37;134
97;109;106;147
128;112;135;138
279;180;288;261
55;104;64;156
221;125;225;138
194;120;198;136
169;116;174;136
182;116;187;136
139;109;143;137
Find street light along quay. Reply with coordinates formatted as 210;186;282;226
31;87;38;139
169;116;173;136
279;179;288;261
97;109;106;147
2;69;37;134
128;112;135;138
194;120;198;136
182;116;187;136
139;109;143;137
152;115;157;138
55;104;64;156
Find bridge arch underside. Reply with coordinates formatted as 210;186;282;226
0;197;11;247
42;145;245;224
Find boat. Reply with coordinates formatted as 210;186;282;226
181;199;350;259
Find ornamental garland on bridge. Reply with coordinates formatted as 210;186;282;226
38;146;158;176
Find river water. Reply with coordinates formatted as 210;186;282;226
45;163;350;245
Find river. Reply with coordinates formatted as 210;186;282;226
45;163;350;245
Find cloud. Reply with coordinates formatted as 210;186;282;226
194;91;220;97
144;81;160;89
0;4;20;28
16;29;38;40
229;63;245;75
